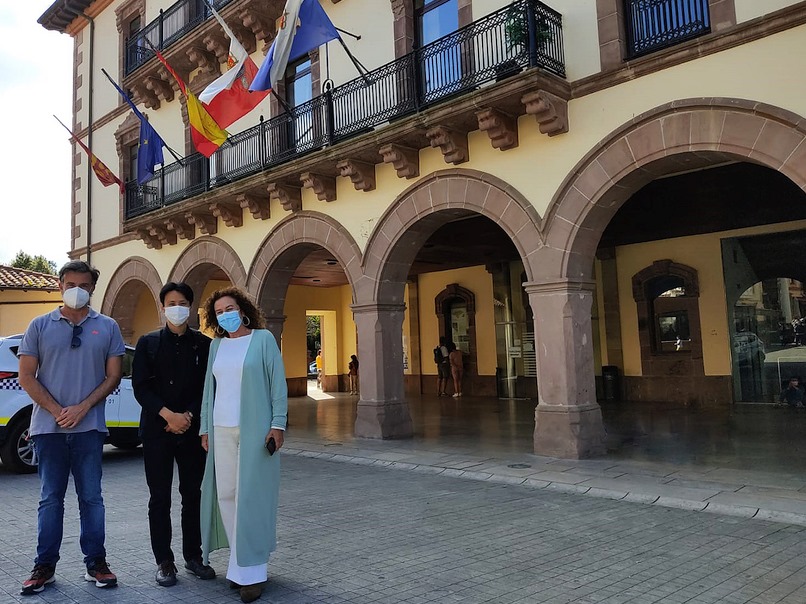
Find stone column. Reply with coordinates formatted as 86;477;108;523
525;279;606;458
263;314;286;345
352;303;413;439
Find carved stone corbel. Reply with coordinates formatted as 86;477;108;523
210;201;244;228
426;125;469;165
203;32;230;63
379;144;419;179
186;46;218;75
145;75;174;103
130;82;161;110
521;90;569;137
136;228;160;249
476;108;519;151
138;224;177;249
300;172;337;202
164;216;195;240
268;183;302;212
238;192;270;220
239;1;275;46
229;21;256;54
185;209;218;235
336;159;376;192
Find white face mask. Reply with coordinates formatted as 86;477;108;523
164;305;190;326
62;286;90;309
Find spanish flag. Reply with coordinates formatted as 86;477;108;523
54;116;124;193
152;47;228;158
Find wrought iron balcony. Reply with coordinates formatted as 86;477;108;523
625;0;710;59
125;0;564;220
125;0;234;75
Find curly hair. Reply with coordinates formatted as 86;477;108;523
201;286;266;337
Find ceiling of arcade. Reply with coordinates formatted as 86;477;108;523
290;215;519;288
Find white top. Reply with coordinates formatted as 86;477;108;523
212;333;253;427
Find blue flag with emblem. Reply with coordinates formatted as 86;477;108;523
250;0;341;92
102;69;166;184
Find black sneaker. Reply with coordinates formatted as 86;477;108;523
155;561;177;587
20;564;55;596
84;559;117;588
184;558;216;580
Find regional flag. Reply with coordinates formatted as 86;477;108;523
199;4;269;128
152;47;228;158
54;116;124;193
250;0;340;93
102;69;167;184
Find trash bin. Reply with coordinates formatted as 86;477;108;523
601;365;620;402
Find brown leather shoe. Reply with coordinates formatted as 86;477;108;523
240;583;264;603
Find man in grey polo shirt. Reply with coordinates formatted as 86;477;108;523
17;260;125;596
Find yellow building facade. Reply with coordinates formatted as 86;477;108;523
0;266;61;336
39;0;806;458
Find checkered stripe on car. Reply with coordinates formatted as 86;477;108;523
0;380;119;395
0;378;23;391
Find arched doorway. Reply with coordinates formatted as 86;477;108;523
102;257;163;343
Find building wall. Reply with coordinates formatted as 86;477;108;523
615;219;806;379
735;0;802;23
0;291;62;336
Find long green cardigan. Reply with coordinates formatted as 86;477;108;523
199;329;288;566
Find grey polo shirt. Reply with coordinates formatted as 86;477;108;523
19;307;125;436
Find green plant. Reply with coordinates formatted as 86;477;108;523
505;4;552;53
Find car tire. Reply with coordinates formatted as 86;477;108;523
0;413;37;474
108;432;141;450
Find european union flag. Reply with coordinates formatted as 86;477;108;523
137;120;165;184
102;69;167;184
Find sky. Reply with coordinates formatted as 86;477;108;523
0;2;73;268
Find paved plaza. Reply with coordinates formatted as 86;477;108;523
3;442;806;604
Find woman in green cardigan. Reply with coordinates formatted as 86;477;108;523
199;287;287;603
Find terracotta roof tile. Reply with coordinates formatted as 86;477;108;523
0;265;60;291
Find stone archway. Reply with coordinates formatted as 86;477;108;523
359;168;543;439
168;237;247;328
102;257;163;343
527;98;806;458
247;212;364;340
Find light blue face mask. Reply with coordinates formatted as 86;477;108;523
217;310;243;333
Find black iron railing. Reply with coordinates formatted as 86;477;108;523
125;0;564;219
125;0;234;75
624;0;710;59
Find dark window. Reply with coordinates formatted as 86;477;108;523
624;0;710;59
415;0;459;47
415;0;460;100
127;143;138;183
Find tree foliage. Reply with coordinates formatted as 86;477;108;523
10;251;57;275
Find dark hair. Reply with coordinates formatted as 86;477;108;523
159;281;194;305
350;354;358;367
58;260;100;285
448;342;457;352
202;287;266;337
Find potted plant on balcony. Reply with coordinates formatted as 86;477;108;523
496;3;553;81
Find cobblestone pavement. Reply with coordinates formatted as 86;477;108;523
3;448;806;604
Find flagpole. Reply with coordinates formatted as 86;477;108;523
99;68;186;166
335;27;361;41
336;38;370;84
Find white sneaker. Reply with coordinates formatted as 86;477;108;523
452;393;459;398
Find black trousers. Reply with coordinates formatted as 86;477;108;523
142;430;206;565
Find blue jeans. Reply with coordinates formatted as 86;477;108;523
32;430;107;568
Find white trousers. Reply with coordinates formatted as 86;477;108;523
213;426;268;585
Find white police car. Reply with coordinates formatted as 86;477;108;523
0;334;141;473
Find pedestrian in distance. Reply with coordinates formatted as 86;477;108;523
132;282;215;587
434;336;450;396
315;349;323;389
449;342;464;397
17;261;125;595
348;354;359;395
779;376;804;408
199;287;288;603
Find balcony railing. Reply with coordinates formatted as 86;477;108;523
125;0;234;75
125;0;564;220
624;0;710;59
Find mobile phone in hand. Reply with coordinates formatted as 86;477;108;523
266;436;276;455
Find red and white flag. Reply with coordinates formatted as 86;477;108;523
199;5;269;129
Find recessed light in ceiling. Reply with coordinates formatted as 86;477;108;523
326;260;338;266
312;279;321;282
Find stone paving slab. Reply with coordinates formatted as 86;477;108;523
6;451;806;603
286;436;806;527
